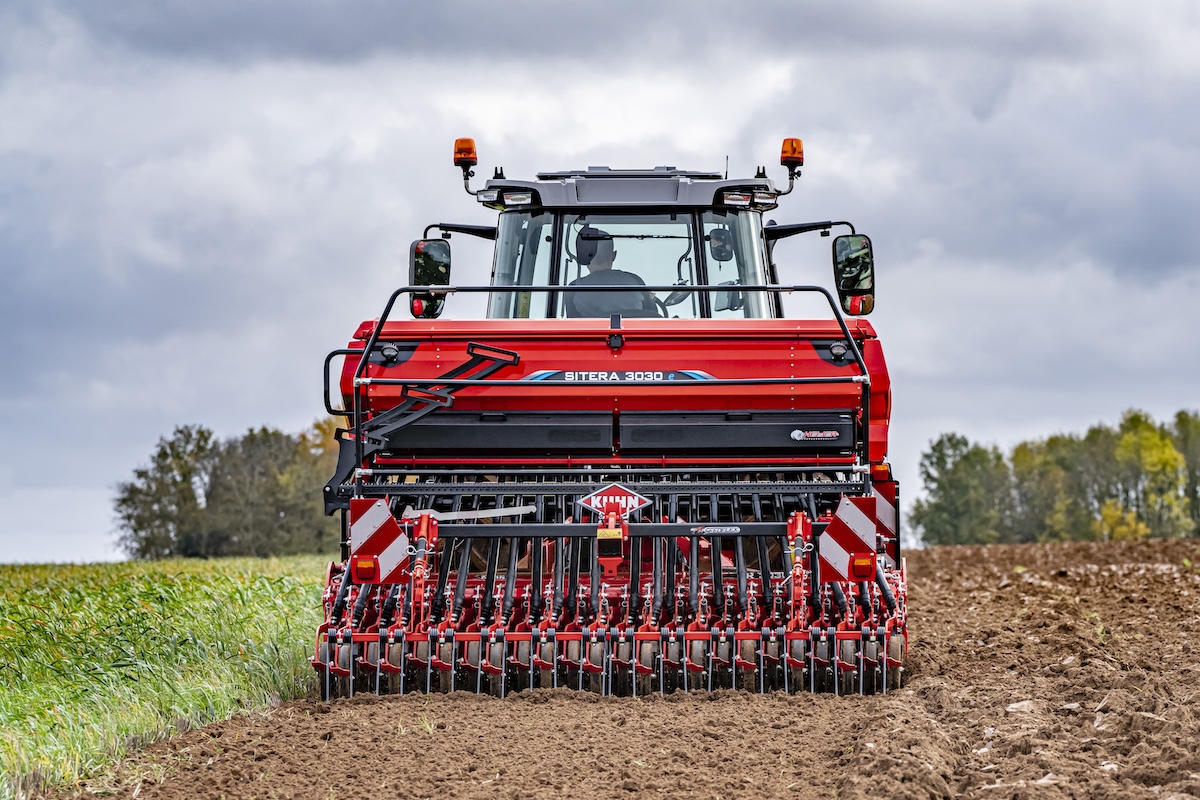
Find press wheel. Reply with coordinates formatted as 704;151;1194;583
436;642;455;693
613;642;633;696
635;641;659;695
887;634;906;690
587;642;606;694
862;640;881;695
538;641;557;689
838;640;859;695
688;640;709;691
813;639;833;693
788;640;808;693
487;642;507;697
736;639;759;691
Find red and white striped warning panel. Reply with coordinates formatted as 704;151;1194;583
349;498;410;584
818;496;878;583
872;482;899;568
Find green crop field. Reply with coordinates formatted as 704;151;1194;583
0;555;330;798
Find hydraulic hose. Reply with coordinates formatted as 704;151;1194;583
876;562;898;616
331;570;353;625
381;584;401;626
351;583;372;628
830;582;848;622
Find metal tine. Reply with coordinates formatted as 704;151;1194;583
688;532;699;622
430;537;454;622
589;536;600;619
627;535;641;629
452;540;471;621
552;536;566;621
567;532;582;621
481;538;501;624
501;532;520;624
530;500;545;623
651;533;664;628
731;492;748;618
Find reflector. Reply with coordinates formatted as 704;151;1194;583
851;556;874;580
353;558;378;582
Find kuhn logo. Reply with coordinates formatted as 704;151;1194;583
690;525;742;535
790;429;840;441
578;483;652;518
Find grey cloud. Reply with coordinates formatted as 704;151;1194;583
3;1;1160;67
2;2;1199;561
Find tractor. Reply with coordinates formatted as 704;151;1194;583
313;137;907;697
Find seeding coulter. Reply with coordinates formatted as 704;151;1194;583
314;138;908;698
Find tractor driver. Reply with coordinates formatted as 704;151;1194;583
564;227;659;317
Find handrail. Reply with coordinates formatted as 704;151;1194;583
338;282;874;499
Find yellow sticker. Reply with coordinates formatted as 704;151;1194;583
597;528;623;540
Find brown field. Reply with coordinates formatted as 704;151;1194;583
67;539;1200;800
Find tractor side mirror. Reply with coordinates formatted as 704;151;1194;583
831;234;875;316
408;238;451;319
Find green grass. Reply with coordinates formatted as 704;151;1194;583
0;555;330;798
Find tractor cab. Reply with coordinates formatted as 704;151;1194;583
483;184;777;320
408;139;878;320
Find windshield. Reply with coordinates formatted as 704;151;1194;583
486;209;775;319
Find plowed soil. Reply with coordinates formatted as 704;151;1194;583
67;540;1200;799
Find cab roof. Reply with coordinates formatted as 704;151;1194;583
480;166;776;209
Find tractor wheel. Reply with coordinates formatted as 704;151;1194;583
887;634;906;690
635;641;659;695
539;642;557;689
787;640;808;693
487;642;507;697
838;640;859;695
736;640;759;692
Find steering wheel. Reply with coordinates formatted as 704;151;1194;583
654;297;669;317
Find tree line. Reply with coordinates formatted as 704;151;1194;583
115;419;341;558
912;409;1199;545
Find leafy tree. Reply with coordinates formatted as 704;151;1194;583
1092;498;1151;541
1010;436;1087;542
911;433;1013;545
1173;410;1200;530
115;426;217;559
915;409;1198;546
116;419;340;558
1114;411;1192;538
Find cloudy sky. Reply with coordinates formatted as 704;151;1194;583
2;2;1197;562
